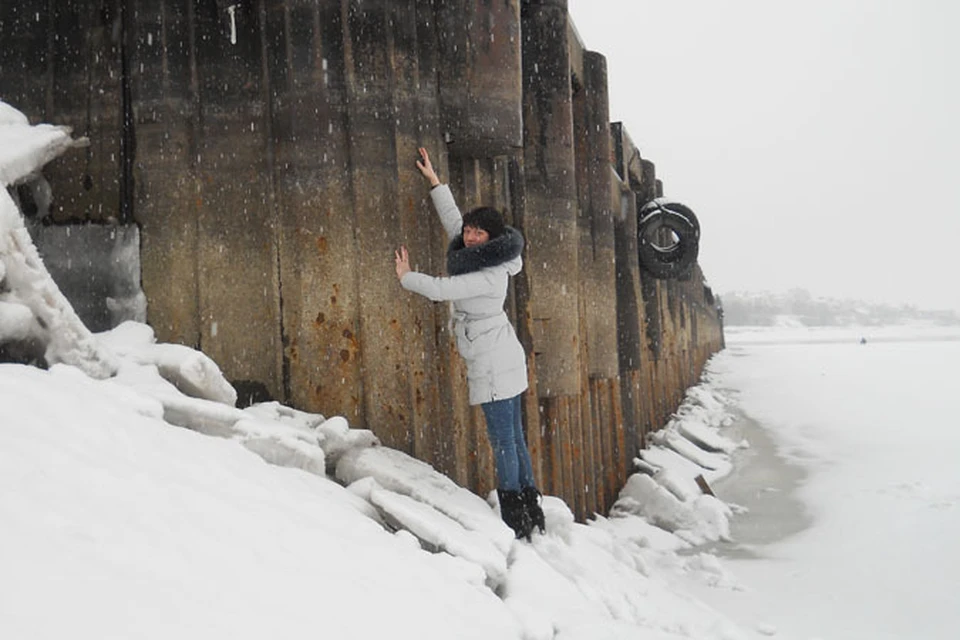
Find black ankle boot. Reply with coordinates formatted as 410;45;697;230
520;486;546;534
497;489;533;541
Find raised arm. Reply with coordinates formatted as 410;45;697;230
416;147;463;241
416;147;440;188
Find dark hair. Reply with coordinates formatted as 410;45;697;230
462;206;506;239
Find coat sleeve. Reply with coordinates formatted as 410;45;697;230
430;184;464;241
400;269;498;302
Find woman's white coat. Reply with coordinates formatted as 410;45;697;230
400;185;528;405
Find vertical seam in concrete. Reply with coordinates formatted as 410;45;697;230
44;0;55;116
187;0;203;351
119;0;135;225
257;0;290;403
339;0;366;417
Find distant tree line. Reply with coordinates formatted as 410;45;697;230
718;289;960;326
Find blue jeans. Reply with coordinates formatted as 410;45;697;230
481;394;535;492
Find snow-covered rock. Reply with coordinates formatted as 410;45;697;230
0;101;86;186
0;299;34;342
337;446;514;552
1;189;118;378
367;481;509;587
98;321;236;405
0;103;115;377
314;414;379;472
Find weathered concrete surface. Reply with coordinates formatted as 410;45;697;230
520;0;581;399
0;0;724;520
437;0;523;156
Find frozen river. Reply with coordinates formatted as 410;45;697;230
685;326;960;640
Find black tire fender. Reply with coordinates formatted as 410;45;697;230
639;198;700;240
637;200;700;280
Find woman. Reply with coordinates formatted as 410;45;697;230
394;147;545;540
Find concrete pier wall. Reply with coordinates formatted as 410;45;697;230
0;0;724;519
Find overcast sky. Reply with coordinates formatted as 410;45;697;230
568;1;960;312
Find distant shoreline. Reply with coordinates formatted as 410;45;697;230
726;335;960;346
725;324;960;347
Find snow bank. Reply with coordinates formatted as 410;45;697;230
0;298;33;341
1;189;118;377
613;474;732;545
337;446;515;554
2;303;753;639
4;308;753;636
5;305;749;637
610;381;741;546
97;322;377;480
367;481;509;585
2;355;757;639
99;320;237;405
0;364;523;640
0;103;116;377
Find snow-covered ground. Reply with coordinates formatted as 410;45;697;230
683;326;960;639
0;345;752;640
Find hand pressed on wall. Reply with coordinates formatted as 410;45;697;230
394;245;411;280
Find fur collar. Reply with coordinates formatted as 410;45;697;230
447;226;524;276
